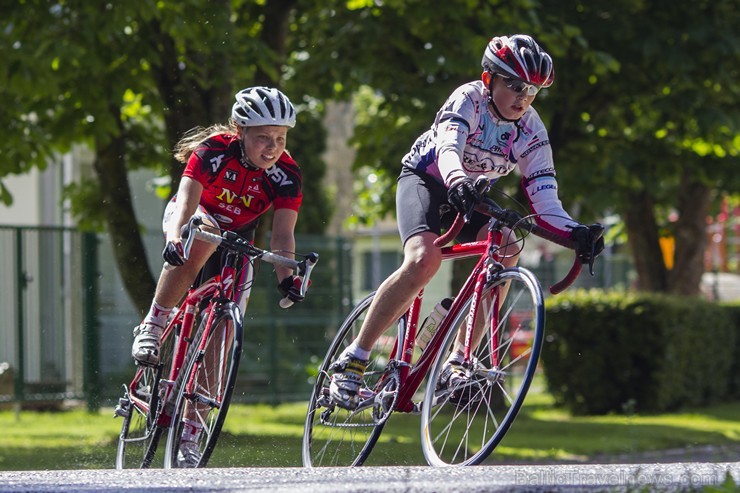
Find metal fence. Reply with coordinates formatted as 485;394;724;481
0;225;354;409
96;232;355;408
1;224;635;410
0;226;98;409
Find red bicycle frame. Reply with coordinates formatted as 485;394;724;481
391;229;506;413
127;257;246;427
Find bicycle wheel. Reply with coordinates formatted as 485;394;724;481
303;292;403;467
163;302;243;469
115;326;176;469
420;267;544;466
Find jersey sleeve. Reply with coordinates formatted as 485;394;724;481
270;154;303;212
434;84;479;187
181;136;231;187
517;125;579;237
182;147;208;185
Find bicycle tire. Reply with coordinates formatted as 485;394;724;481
302;292;403;467
115;326;176;469
420;267;545;466
163;302;243;469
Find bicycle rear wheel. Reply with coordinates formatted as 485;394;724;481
420;267;544;466
302;292;402;467
163;302;243;468
115;327;176;469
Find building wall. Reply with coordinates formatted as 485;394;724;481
0;169;46;225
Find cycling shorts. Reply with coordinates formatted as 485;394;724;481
396;167;489;246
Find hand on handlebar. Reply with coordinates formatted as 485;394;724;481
570;223;605;266
447;178;482;219
163;217;203;268
278;275;311;304
162;240;185;266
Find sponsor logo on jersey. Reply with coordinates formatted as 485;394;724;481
210;154;225;173
215;188;256;217
530;182;557;195
520;139;549;158
527;167;556;179
224;169;239;183
462;153;514;174
213;213;233;224
265;165;293;186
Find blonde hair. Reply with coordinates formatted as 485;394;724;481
173;120;240;164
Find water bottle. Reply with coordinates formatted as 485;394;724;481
416;297;453;350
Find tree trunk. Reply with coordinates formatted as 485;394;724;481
147;17;222;195
93;112;157;315
251;0;297;247
254;0;298;87
623;190;669;292
668;171;710;296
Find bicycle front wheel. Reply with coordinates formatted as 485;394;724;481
163;302;243;468
115;327;176;469
303;292;402;467
420;267;544;466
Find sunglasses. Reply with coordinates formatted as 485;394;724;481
499;76;542;96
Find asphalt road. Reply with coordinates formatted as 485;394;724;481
0;462;738;493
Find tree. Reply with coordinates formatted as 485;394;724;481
3;0;737;306
538;0;740;294
292;0;739;295
1;0;329;314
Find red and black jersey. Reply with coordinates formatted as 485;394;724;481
182;133;302;231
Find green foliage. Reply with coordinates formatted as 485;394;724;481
2;0;738;301
726;302;740;398
542;290;738;415
287;108;333;235
291;0;536;218
702;472;739;493
538;0;740;220
62;179;107;232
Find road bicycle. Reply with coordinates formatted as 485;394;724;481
303;192;603;467
115;216;318;469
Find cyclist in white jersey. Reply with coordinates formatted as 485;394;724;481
329;34;604;410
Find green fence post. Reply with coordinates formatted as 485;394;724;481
82;232;100;412
14;228;25;406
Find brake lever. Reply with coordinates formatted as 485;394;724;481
180;216;203;262
586;224;605;276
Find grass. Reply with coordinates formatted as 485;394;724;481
1;392;739;471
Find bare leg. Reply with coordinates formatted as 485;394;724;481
152;237;218;309
355;232;442;351
151;212;223;312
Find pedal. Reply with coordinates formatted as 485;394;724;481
317;393;334;408
358;388;375;400
113;397;130;418
319;407;335;424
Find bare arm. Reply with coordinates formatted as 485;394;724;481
167;177;204;244
270;208;299;281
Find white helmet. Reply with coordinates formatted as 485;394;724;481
231;86;296;128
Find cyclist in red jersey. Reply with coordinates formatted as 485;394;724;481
132;86;305;369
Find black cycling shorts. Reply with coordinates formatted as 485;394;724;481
396;167;489;246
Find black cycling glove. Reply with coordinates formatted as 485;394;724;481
162;241;185;266
447;178;482;215
278;275;307;304
570;224;605;264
